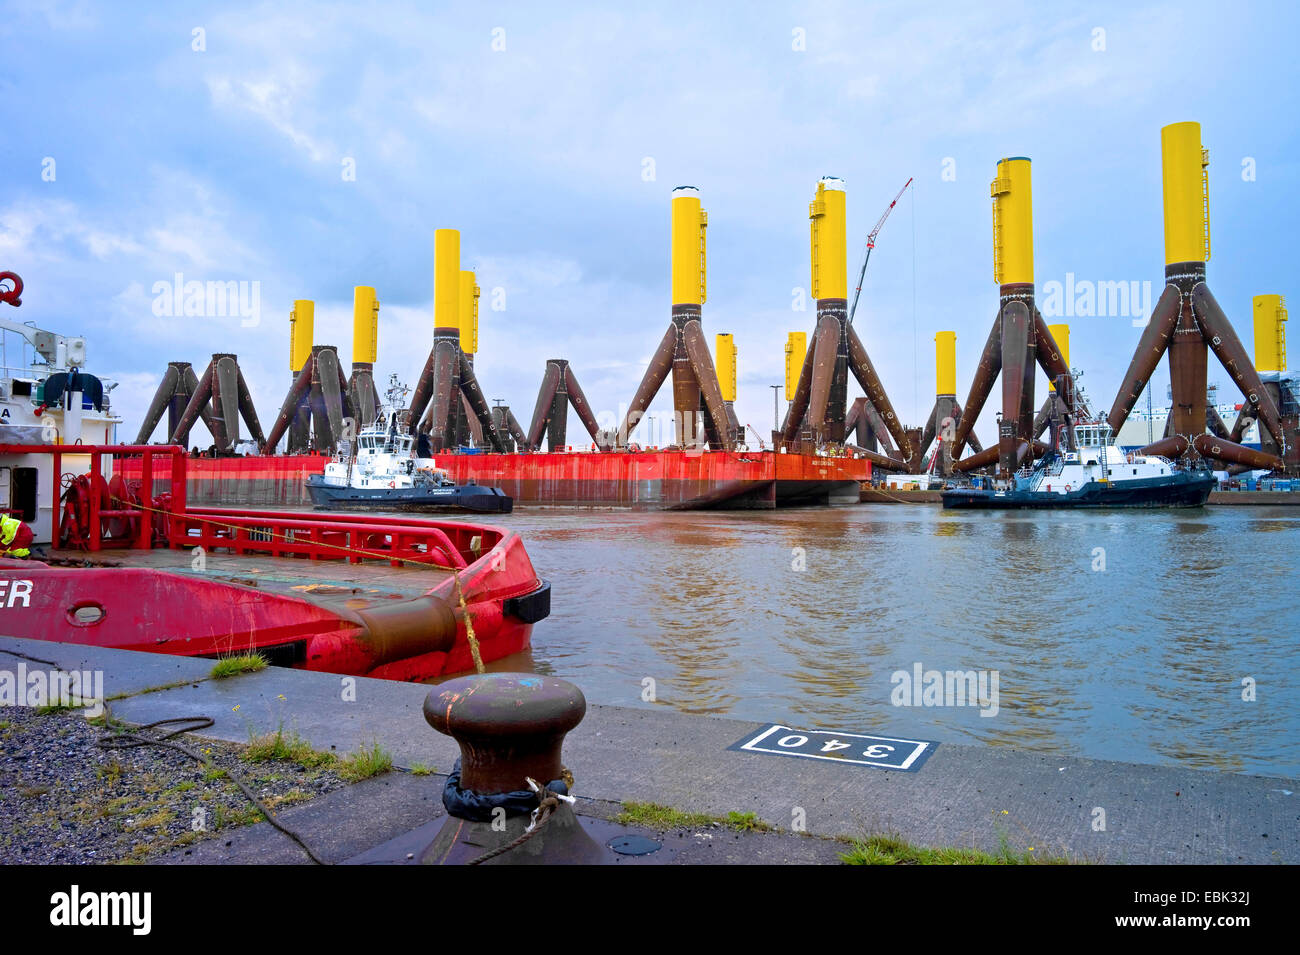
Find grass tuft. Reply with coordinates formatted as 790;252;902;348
210;654;268;679
243;727;335;769
616;801;774;832
337;742;393;782
840;833;1073;865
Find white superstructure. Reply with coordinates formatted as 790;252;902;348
1021;421;1174;495
0;315;121;543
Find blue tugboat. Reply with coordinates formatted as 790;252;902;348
306;381;512;514
942;421;1215;509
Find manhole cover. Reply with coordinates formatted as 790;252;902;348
607;835;662;856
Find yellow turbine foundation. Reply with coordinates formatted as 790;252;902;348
434;229;461;331
935;331;956;396
785;331;806;399
716;333;736;402
670;187;707;305
1253;294;1287;373
289;299;314;371
459;271;480;355
809;178;847;299
1161;121;1211;266
352;286;378;364
990;157;1033;285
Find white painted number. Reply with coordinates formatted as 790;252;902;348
820;739;851;752
863;744;895;759
777;734;808;748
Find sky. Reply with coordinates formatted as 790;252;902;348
3;0;1298;449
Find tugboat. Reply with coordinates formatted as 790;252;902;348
306;378;512;514
942;420;1215;509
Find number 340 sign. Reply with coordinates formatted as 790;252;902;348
730;724;935;772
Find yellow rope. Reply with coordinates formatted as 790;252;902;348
453;570;485;674
858;483;933;506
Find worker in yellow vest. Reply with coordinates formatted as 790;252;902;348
1;514;33;558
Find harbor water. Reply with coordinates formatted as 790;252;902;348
445;503;1300;779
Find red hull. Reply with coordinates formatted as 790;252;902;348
127;449;871;509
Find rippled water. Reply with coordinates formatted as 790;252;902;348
471;503;1300;779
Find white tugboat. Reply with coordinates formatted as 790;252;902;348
305;377;512;513
943;420;1215;509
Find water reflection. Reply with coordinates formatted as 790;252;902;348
421;503;1299;778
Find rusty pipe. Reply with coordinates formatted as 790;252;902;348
616;323;676;447
846;323;911;460
845;444;910;472
1107;283;1180;433
1192;282;1286;448
527;360;563;451
952;313;1002;458
262;358;315;454
459;351;507;452
135;364;181;445
999;300;1032;474
681;318;732;451
1192;433;1282;471
780;338;816;444
562;365;609;451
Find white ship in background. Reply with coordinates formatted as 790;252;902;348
1112;380;1296;451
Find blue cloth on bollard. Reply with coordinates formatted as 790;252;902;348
441;758;569;822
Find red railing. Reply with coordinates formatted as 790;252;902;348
0;443;186;552
174;508;470;568
1;444;489;568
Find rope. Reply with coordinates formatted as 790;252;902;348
452;570;485;674
96;716;328;865
466;776;573;866
860;484;932;506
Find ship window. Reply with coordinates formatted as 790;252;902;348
1133;468;1137;474
11;380;31;397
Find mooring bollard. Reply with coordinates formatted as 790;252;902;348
420;673;611;865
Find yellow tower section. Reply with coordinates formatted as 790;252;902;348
990;158;1033;285
352;286;378;364
459;271;480;355
716;333;736;401
289;299;314;371
434;229;461;332
1253;294;1288;373
935;331;956;396
1047;323;1070;391
784;331;806;399
1161;122;1211;266
809;177;847;300
670;186;707;306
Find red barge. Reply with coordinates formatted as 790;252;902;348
0;444;550;682
129;448;871;509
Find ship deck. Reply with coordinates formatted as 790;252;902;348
47;547;455;608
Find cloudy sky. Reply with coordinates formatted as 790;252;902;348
4;1;1297;448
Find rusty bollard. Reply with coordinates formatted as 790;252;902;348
420;674;611;865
